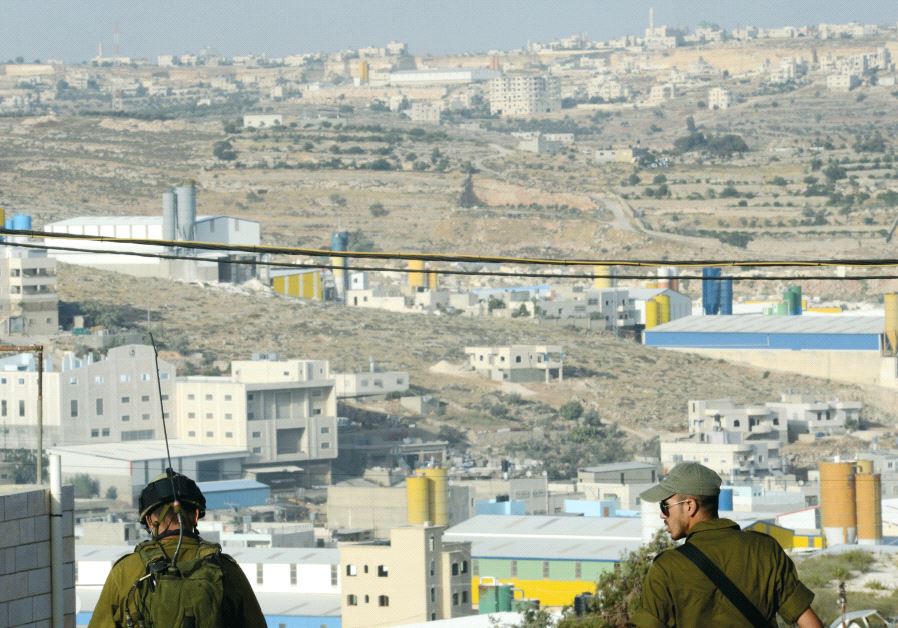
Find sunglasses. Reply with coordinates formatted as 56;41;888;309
659;498;691;515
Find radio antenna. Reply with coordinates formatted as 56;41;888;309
148;332;174;471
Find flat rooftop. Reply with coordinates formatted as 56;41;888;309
77;544;339;565
48;440;249;461
649;314;884;335
445;514;642;541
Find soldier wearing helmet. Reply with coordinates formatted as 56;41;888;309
88;471;266;628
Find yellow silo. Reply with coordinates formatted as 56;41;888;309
885;293;898;356
593;265;614;289
656;294;671;324
359;60;370;83
856;460;874;474
427;270;438;291
820;461;857;545
421;468;448;526
407;476;431;524
645;299;660;330
408;260;426;289
856;472;882;545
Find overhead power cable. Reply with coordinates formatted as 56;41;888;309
5;239;898;281
4;227;898;270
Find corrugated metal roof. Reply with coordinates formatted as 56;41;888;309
76;544;339;565
580;461;657;473
197;479;270;493
445;515;642;540
650;314;883;335
466;537;642;561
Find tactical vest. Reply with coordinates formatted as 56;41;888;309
125;539;226;628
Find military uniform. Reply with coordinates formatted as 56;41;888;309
631;519;815;628
88;534;266;628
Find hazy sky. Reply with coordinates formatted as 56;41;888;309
1;1;896;62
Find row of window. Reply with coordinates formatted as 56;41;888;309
187;412;234;420
256;564;339;586
346;594;389;607
67;373;169;385
187;430;235;439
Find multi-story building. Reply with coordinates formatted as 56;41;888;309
408;101;442;124
464;345;564;383
175;356;337;484
0;229;58;336
827;73;861;92
577;462;660;510
765;393;860;440
340;525;474;627
0;344;175;449
334;370;409;398
708;87;732;110
488;74;561;117
646;82;676;106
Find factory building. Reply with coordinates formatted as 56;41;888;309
175;355;338;487
0;344;175;449
444;515;643;608
43;184;262;284
0;212;59;336
644;313;898;390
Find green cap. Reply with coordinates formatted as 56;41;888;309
639;462;722;502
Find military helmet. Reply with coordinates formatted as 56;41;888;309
138;471;206;522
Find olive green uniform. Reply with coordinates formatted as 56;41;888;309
632;519;815;628
88;535;266;628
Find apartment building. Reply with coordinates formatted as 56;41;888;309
577;462;660;510
766;393;860;440
175;356;337;484
0;241;58;336
464;345;564;383
0;344;175;449
708;87;732;110
340;525;474;627
334;370;409;398
827;73;861;92
488;74;561;117
408;101;442;124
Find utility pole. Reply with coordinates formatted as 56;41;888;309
0;343;45;483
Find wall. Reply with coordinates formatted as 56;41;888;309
0;484;76;627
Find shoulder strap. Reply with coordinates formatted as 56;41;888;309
676;542;769;627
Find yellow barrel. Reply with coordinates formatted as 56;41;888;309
856;460;874;474
885;293;898;355
593;265;613;289
820;461;857;545
645;299;660;330
856;473;882;544
656;294;671;324
421;468;448;526
427;270;438;291
406;476;431;525
408;260;426;289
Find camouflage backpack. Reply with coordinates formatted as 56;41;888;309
125;539;226;628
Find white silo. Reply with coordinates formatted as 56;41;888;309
175;183;196;241
162;190;177;242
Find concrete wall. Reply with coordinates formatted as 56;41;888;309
0;484;76;627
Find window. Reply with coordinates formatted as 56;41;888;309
346;595;357;606
70;400;78;418
378;595;389;607
312;408;322;415
121;415;130;422
363;565;369;574
119;374;131;383
187;394;195;400
225;413;233;420
121;396;130;404
94;376;104;384
346;564;357;576
161;394;169;401
69;376;77;385
141;395;150;402
377;565;388;577
122;430;154;441
95;398;104;415
430;588;435;602
142;414;150;421
321;426;330;434
91;429;99;438
575;562;582;579
188;412;196;419
160;372;170;380
252;447;261;453
511;560;518;577
206;431;214;437
256;564;263;584
330;564;338;586
205;394;213;401
451;562;459;576
461;560;468;574
205;413;213;419
543;561;550;578
290;564;297;586
19;400;25;417
224;394;232;401
188;431;196;437
225;432;233;438
0;400;5;417
321;442;330;449
733;420;741;427
141;373;151;382
452;592;459;606
101;428;110;436
462;590;469;603
252;431;261;438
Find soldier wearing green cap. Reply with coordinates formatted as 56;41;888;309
89;471;266;628
631;462;823;628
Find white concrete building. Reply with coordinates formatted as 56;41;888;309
646;83;676;106
464;345;563;383
0;344;175;449
765;394;860;440
175;356;338;484
577;462;660;510
827;73;861;92
489;74;561;117
0;237;58;336
708;87;732;110
334;371;409;398
408;101;442;124
242;113;284;128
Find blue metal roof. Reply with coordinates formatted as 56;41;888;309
197;479;269;493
